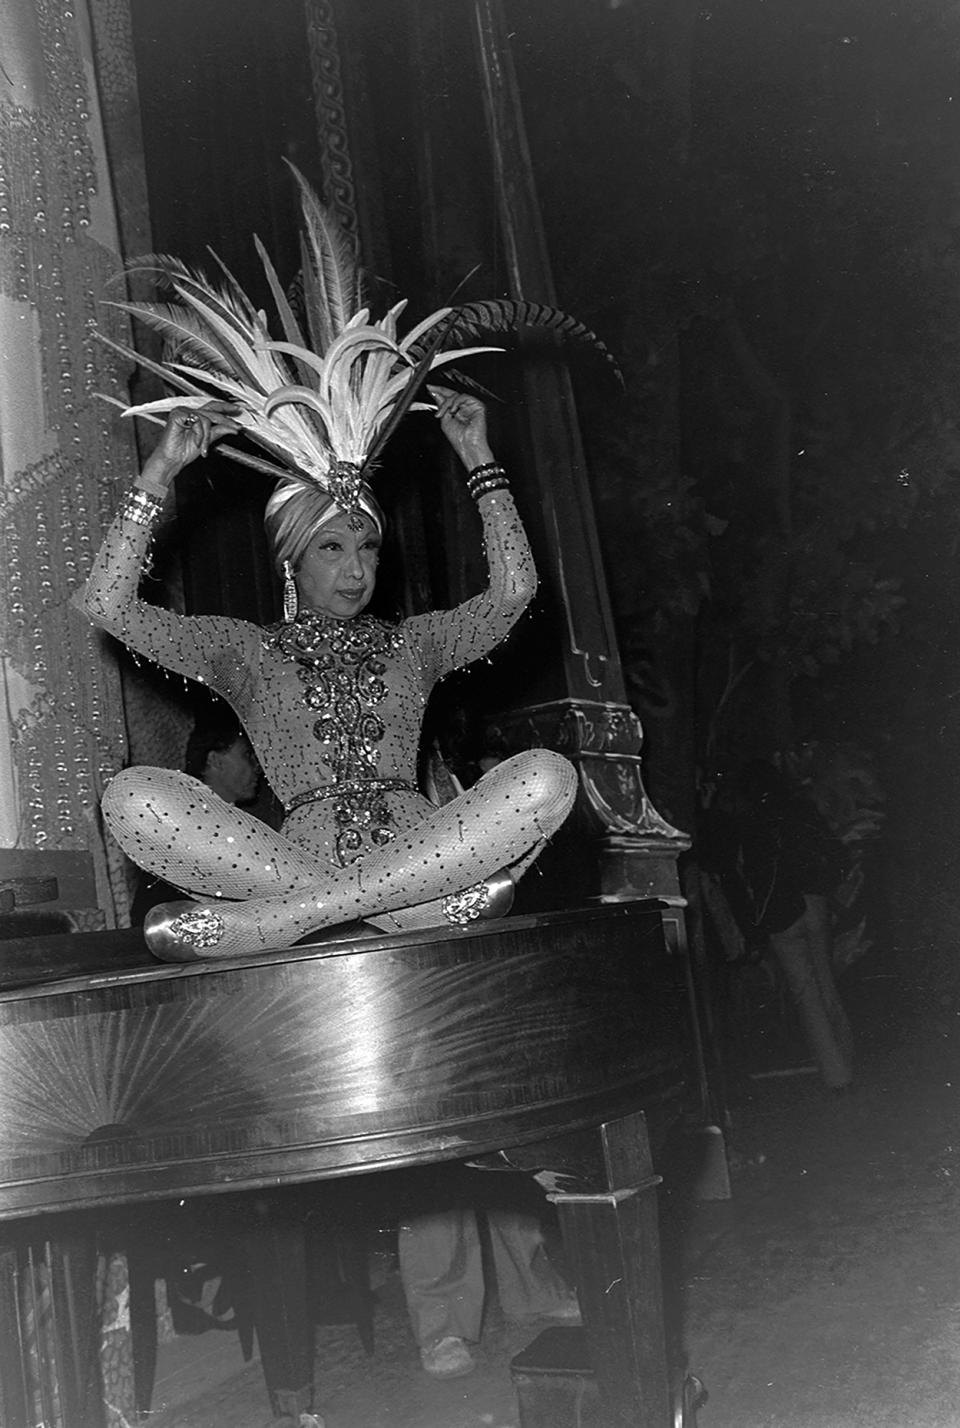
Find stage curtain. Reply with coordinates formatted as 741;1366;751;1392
0;0;138;924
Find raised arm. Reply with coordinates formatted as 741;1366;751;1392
406;388;537;678
80;406;261;694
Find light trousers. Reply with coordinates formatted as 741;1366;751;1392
398;1207;570;1347
769;892;853;1089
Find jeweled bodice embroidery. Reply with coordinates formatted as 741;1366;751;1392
265;612;407;863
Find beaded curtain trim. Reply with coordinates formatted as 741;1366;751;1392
0;0;139;880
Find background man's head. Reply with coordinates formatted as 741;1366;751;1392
184;720;260;806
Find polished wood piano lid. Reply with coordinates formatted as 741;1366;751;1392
0;903;687;1217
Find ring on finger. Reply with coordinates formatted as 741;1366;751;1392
181;413;199;428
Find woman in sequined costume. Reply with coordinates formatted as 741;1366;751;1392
81;392;577;962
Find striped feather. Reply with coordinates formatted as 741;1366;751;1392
406;299;624;385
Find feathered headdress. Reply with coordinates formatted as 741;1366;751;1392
98;162;619;535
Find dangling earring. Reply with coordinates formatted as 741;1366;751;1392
282;559;299;623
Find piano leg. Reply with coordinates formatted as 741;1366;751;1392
549;1110;671;1428
125;1228;161;1418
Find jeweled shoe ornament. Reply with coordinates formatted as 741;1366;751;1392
441;868;515;927
144;901;226;960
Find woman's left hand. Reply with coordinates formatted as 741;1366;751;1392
429;385;494;471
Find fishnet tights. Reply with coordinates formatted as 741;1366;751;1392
103;749;576;957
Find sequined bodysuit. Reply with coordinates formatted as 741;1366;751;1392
83;489;537;877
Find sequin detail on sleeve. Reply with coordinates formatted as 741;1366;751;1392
80;496;263;702
405;490;537;684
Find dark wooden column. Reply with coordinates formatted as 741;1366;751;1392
468;0;690;906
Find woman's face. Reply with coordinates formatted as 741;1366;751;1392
296;511;381;619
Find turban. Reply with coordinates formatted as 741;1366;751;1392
264;478;385;573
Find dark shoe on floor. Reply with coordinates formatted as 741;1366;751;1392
420;1335;476;1378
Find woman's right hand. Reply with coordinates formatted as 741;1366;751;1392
138;403;241;491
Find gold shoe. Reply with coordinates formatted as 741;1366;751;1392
143;900;228;961
441;868;515;928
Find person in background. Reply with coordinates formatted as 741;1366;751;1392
400;1187;579;1379
129;718;260;925
403;703;579;1378
712;759;853;1090
184;719;261;807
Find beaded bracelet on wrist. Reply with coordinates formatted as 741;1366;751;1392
119;489;164;526
468;479;510;502
466;463;509;501
468;473;509;493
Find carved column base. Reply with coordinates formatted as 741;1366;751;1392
490;700;691;904
598;836;688;902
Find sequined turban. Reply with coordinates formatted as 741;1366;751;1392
264;478;385;572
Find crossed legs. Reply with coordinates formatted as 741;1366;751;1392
104;750;577;960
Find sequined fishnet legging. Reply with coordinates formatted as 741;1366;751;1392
104;749;576;957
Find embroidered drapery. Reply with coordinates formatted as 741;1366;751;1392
0;0;135;919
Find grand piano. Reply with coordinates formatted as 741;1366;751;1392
0;898;700;1428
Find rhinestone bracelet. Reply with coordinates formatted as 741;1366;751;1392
468;474;510;499
119;489;164;527
469;482;511;504
467;464;509;501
